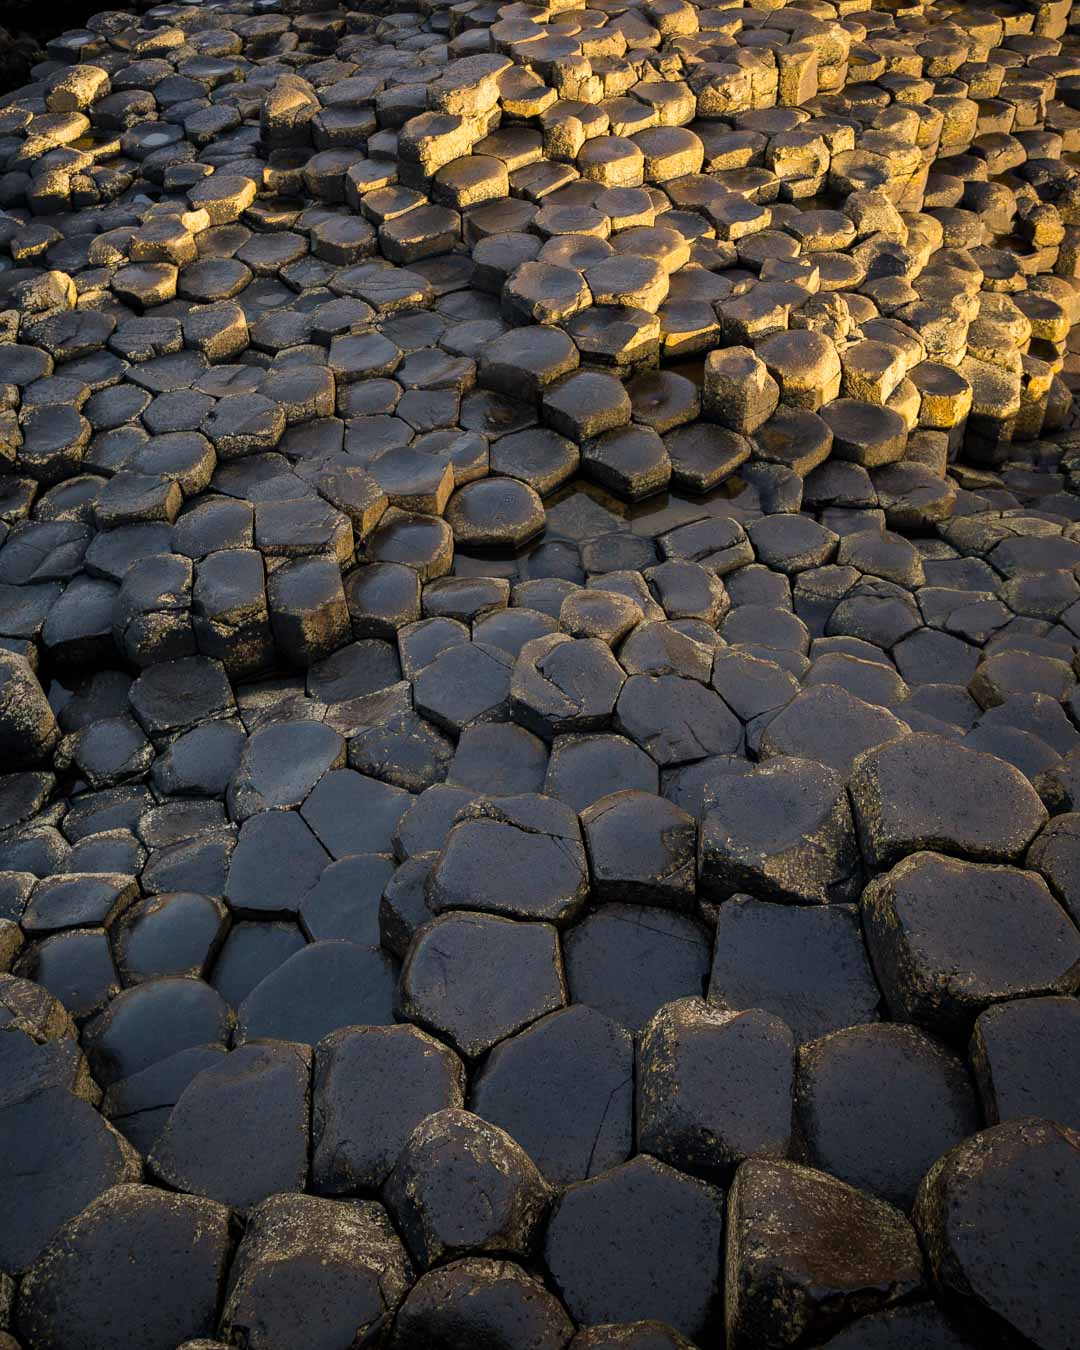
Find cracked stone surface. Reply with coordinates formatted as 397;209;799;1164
2;0;1080;1345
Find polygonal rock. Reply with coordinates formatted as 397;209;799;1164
384;1108;551;1269
861;852;1080;1039
399;911;566;1058
544;1154;725;1341
797;1023;979;1210
313;1023;465;1194
914;1119;1080;1350
17;1185;233;1350
472;1004;634;1186
849;733;1048;869
699;756;860;906
725;1160;925;1350
220;1192;413;1350
638;997;795;1182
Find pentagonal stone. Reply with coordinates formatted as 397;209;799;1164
413;641;513;733
236;940;397;1046
490;428;579;496
511;634;626;739
544;1154;724;1341
225;810;329;917
0;1087;141;1273
268;557;351;667
970;996;1080;1132
725;1160;924;1350
861;852;1080;1040
472;1004;633;1187
581;789;696;907
313;1023;465;1194
16;1186;233;1350
699;756;860;905
615;674;742;766
399;911;566;1058
449;723;548;797
638;997;795;1183
392;1257;573;1350
565;903;712;1033
913;1119;1080;1350
545;734;659;813
349;712;454;794
429;794;588;925
708;899;881;1044
797;1023;979;1210
227;720;345;822
849;733;1048;869
149;1041;311;1211
301;770;411;859
821;400;908;468
220;1193;412;1350
582;425;671;501
543;370;632;441
385;1108;551;1269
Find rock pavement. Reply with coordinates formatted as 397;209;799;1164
1;0;1080;1344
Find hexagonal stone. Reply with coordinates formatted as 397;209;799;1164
399;911;566;1058
725;1160;924;1350
392;1257;573;1350
472;1004;633;1186
544;1154;724;1341
236;940;397;1046
429;794;588;925
914;1119;1080;1350
565;903;712;1033
582;425;671;501
81;977;233;1088
581;789;696;907
708;899;880;1044
149;1040;310;1212
797;1023;979;1210
543;370;632;441
313;1023;465;1194
220;1193;412;1350
385;1108;551;1269
862;852;1080;1039
445;477;545;548
16;1185;233;1350
638;997;795;1183
699;756;860;905
849;733;1048;869
970;996;1080;1131
511;634;627;739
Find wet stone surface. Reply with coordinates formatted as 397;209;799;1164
2;0;1080;1345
